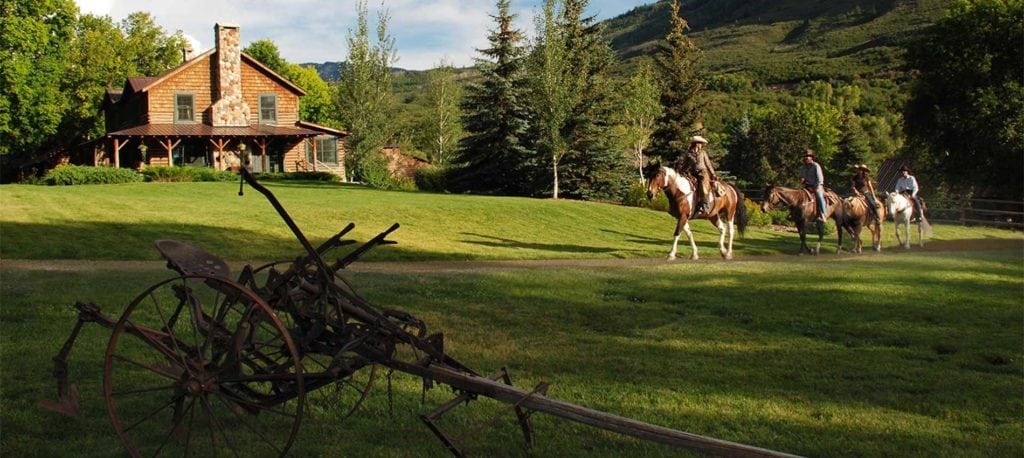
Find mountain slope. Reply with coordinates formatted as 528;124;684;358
602;0;952;82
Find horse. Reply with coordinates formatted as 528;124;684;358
836;195;885;253
645;166;748;260
885;192;930;249
760;185;844;255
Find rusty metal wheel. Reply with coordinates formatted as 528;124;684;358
103;274;305;457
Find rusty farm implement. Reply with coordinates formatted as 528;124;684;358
40;166;797;457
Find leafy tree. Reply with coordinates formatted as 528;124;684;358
0;0;76;177
118;12;185;78
337;0;397;183
450;0;533;195
904;0;1024;200
619;60;662;183
420;61;463;166
243;39;289;75
794;100;842;166
649;0;705;163
529;0;574;198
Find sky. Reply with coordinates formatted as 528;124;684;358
73;0;654;71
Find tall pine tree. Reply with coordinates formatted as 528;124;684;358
555;0;629;201
649;0;704;164
450;0;533;195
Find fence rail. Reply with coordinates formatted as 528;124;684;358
740;189;1023;230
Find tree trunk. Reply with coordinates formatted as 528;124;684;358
553;159;560;199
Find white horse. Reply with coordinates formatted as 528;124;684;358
885;192;930;249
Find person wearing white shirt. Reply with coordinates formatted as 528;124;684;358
895;165;923;221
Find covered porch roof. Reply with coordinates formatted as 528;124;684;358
107;123;322;138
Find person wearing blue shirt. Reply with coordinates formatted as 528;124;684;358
800;149;827;222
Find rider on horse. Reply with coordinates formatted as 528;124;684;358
895;164;923;221
800;149;828;222
677;135;718;214
851;164;881;225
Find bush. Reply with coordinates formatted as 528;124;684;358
256;171;340;182
622;182;669;211
141;166;236;182
414;166;447;193
744;198;773;227
43;165;143;185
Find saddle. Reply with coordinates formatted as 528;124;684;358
803;187;836;217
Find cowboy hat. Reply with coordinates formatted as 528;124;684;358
802;148;816;158
852;164;869;170
689;135;708;145
899;164;911;172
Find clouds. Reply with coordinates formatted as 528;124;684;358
74;0;648;71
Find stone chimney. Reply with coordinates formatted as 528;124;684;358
211;23;250;126
182;43;195;63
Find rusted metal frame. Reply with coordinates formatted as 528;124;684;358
331;223;400;271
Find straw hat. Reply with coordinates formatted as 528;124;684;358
690;135;708;145
853;164;869;171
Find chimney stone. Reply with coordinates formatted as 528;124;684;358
211;23;250;126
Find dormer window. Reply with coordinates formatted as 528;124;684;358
175;93;195;122
259;94;277;123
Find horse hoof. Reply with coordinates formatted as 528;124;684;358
724;253;733;260
667;255;677;261
690;254;699;261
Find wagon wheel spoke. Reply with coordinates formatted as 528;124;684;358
104;275;304;457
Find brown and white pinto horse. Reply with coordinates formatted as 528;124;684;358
760;185;843;255
836;195;885;253
646;166;748;260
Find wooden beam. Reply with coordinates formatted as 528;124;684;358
312;137;318;171
209;138;230;170
113;138;124;168
160;138;180;166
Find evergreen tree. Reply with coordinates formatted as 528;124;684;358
649;0;704;164
555;0;629;201
450;0;533;195
831;116;872;186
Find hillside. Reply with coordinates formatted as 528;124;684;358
602;0;952;82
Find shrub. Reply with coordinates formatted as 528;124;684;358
414;166;448;193
256;171;340;182
744;198;773;227
43;165;143;185
141;166;236;182
622;182;669;211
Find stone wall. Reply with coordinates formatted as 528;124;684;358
211;23;250;126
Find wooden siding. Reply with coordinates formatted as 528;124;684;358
147;55;217;124
241;63;299;126
143;54;300;126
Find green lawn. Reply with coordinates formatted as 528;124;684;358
1;181;1020;261
2;182;1022;456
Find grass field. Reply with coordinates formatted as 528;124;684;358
2;182;1022;456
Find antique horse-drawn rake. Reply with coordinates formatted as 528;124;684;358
40;167;796;457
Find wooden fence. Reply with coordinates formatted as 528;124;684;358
740;189;1023;230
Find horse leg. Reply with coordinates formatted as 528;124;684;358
814;221;824;255
667;218;683;260
683;221;699;260
854;225;863;254
917;221;924;247
711;215;728;259
797;222;809;255
725;217;736;260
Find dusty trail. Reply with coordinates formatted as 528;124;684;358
3;238;1020;274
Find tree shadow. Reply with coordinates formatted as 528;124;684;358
458;232;621;254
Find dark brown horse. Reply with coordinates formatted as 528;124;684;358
836;195;885;253
760;185;843;255
646;166;748;260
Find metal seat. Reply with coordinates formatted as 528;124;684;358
154;239;231;278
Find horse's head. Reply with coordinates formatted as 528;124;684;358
760;185;778;213
644;164;667;200
884;191;900;215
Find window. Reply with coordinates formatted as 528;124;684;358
306;136;337;164
175;94;194;122
259;94;277;123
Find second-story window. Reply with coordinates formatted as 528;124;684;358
175;93;195;122
259;94;277;123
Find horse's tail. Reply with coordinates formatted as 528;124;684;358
733;185;748;238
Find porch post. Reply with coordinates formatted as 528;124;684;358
312;137;318;172
113;138;123;168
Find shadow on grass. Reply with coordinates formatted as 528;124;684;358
458;232;625;254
